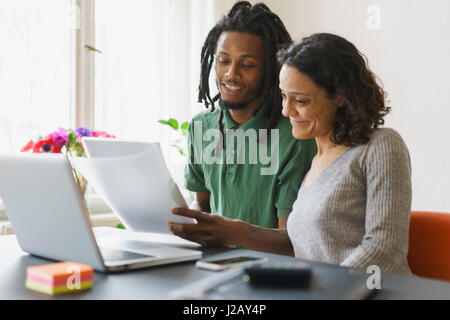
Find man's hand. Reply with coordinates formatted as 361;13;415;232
189;192;211;212
168;208;241;247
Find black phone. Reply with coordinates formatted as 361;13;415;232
243;261;312;287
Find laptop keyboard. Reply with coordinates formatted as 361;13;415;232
99;247;154;262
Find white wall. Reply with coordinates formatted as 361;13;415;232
216;0;450;213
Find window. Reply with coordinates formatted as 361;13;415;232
0;0;74;153
0;0;216;221
94;0;215;185
0;0;74;220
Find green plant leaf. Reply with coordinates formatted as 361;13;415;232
68;131;76;146
181;121;189;136
172;144;186;156
116;223;126;229
158;118;178;130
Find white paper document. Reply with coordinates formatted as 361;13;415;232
71;141;195;234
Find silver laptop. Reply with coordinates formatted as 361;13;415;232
0;153;201;272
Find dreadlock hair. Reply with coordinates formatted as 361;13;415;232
198;1;292;141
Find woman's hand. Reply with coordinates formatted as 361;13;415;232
168;208;242;247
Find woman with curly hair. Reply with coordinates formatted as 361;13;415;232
277;33;412;275
171;33;412;275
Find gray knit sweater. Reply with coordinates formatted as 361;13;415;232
287;128;412;275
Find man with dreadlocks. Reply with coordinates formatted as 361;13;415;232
169;2;316;247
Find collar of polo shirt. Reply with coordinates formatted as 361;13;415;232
222;99;271;131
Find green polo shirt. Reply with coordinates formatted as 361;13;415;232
184;101;316;228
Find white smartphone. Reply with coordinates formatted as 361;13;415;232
195;256;268;271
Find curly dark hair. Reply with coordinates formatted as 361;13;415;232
277;33;390;146
198;1;292;138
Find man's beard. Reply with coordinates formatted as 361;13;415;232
220;99;248;110
215;77;265;111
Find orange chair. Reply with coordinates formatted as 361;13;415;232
408;211;450;282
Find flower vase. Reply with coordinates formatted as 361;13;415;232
73;170;89;212
78;175;88;198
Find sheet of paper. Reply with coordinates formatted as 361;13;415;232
71;143;195;234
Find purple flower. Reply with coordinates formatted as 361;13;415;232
76;127;93;137
50;128;69;148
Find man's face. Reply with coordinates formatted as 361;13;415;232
215;31;265;110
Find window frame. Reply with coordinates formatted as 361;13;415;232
1;0;215;222
0;0;106;221
75;0;95;130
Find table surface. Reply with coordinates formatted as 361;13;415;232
1;228;450;300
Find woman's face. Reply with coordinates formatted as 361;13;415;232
279;64;342;140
